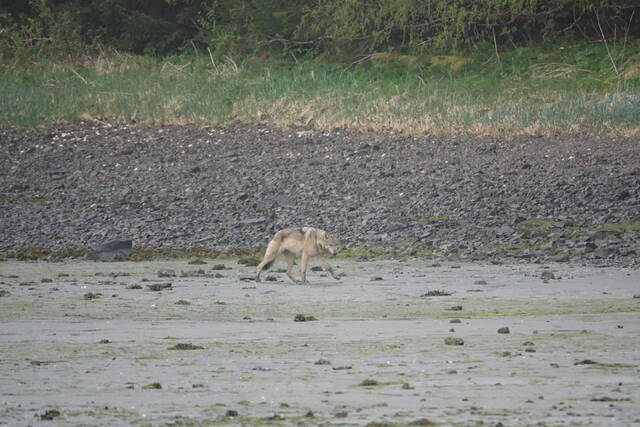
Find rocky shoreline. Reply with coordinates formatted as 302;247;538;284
1;123;638;266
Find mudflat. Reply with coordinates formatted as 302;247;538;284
1;258;638;426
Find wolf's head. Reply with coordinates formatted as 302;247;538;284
322;233;341;255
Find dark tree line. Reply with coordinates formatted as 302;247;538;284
1;0;637;57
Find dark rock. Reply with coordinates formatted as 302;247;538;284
146;283;172;291
497;327;510;334
238;257;260;266
541;269;556;281
294;314;317;322
444;337;464;345
180;269;205;277
84;292;102;299
39;409;61;420
168;343;204;350
158;269;176;278
87;240;132;262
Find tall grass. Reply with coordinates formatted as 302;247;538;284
1;41;639;136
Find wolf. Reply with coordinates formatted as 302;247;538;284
255;227;341;284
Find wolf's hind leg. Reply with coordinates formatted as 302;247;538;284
256;249;277;283
284;252;300;284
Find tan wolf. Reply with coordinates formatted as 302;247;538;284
255;227;341;284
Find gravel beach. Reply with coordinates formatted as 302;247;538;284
1;123;638;265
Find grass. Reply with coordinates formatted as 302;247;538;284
1;40;639;136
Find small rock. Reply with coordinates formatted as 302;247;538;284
180;269;205;277
142;382;162;390
444;337;464;346
147;283;172;291
211;264;229;270
126;284;142;289
409;418;436;425
83;292;102;300
294;314;317;322
238;257;260;266
449;319;462;323
175;299;191;305
447;305;463;311
188;258;207;265
87;239;132;262
158;269;176;278
370;276;383;281
168;343;205;350
39;409;61;420
314;358;331;365
497;327;510;334
574;359;598;365
226;409;239;417
541;269;556;281
422;290;453;297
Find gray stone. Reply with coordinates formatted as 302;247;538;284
87;240;132;262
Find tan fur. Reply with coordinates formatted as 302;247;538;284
256;227;341;284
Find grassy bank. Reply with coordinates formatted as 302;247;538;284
1;41;639;136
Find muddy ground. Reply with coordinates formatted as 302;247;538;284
1;258;639;426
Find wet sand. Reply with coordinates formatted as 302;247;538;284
1;259;639;426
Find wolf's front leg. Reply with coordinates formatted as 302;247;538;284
300;252;310;284
318;257;340;280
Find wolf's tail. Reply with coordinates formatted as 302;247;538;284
257;233;283;274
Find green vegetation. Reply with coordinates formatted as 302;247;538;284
1;43;638;135
0;1;638;135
